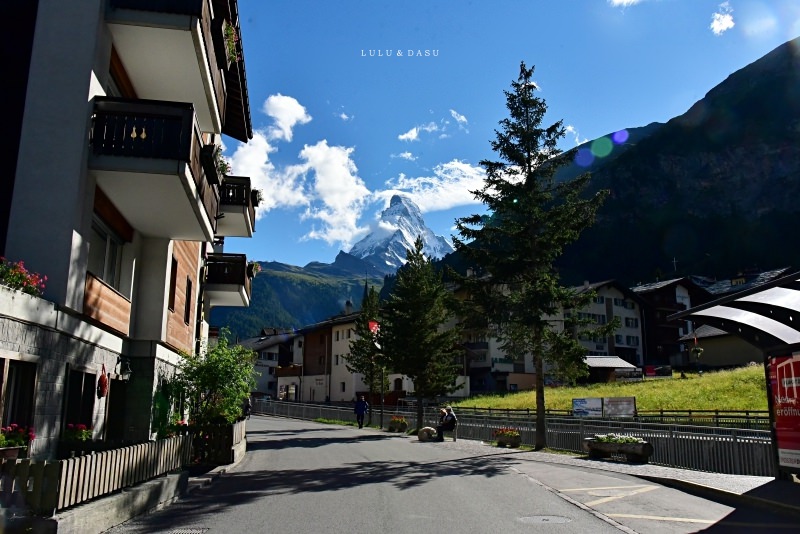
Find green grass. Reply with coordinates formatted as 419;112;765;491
454;365;767;412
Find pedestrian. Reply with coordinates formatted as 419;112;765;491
436;406;457;442
242;397;252;420
354;395;369;429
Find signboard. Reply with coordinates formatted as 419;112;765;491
603;396;637;417
572;397;603;418
768;353;800;470
573;397;637;418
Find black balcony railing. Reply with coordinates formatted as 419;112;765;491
205;253;251;299
219;176;256;231
91;97;219;224
111;0;204;14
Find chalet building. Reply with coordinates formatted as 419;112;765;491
239;329;296;399
1;0;254;458
631;278;711;367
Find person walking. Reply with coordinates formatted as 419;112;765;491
354;395;369;429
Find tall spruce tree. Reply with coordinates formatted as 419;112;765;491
453;62;611;449
379;238;463;431
346;283;385;425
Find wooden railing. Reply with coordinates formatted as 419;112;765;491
0;420;247;517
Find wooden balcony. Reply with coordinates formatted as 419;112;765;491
83;273;131;336
106;0;227;135
89;97;219;241
204;253;251;307
216;176;255;237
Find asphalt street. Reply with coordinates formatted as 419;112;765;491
105;416;800;534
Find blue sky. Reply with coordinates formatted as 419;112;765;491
224;0;800;267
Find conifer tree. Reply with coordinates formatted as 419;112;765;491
454;62;611;449
379;238;463;430
346;283;385;425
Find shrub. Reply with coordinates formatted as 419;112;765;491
0;257;47;296
493;427;520;439
593;433;644;444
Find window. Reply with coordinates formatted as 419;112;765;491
626;335;640;346
87;218;123;289
593;296;605;304
335;355;339;366
347;329;351;339
64;368;95;428
625;317;639;328
3;360;36;428
168;257;178;311
268;367;276;375
297;340;303;348
340;382;346;393
615;334;624;344
335;331;339;342
184;277;192;324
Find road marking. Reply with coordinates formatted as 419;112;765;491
584;485;659;506
607;513;715;524
560;484;652;492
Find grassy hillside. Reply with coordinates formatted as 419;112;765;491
454;366;767;412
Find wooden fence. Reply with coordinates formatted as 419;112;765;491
0;420;246;517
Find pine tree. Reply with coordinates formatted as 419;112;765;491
346;283;385;425
379;238;463;430
454;62;611;449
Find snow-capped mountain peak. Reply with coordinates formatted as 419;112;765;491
348;195;454;274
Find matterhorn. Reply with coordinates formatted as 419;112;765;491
348;195;454;275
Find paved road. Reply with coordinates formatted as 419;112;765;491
106;416;799;534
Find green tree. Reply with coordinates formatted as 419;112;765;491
346;284;387;426
454;62;611;449
379;238;463;430
173;329;257;424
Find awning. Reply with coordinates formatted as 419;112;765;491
584;356;637;369
669;271;800;351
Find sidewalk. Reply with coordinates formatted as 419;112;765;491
431;436;800;517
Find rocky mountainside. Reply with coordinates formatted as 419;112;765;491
348;195;454;274
552;36;800;285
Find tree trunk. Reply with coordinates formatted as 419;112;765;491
534;352;546;450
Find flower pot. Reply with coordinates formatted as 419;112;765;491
496;435;521;448
0;446;27;459
583;438;653;463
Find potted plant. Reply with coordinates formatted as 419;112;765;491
224;22;240;65
251;188;263;207
0;257;47;297
0;423;35;458
388;415;408;433
493;427;521;448
246;261;261;279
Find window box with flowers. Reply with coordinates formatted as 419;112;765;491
493;427;521;448
246;261;261;279
387;415;408;433
0;424;35;458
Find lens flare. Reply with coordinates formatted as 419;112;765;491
575;148;594;167
612;130;629;144
591;137;613;158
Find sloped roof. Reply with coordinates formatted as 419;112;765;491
584;356;637;369
688;267;792;296
630;277;685;293
670;271;800;351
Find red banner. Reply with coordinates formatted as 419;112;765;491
768;353;800;469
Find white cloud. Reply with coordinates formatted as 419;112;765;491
449;109;469;133
710;2;735;36
608;0;642;6
339;112;352;121
420;122;440;133
262;94;312;142
229;131;309;218
391;151;417;161
295;140;371;248
398;127;419;141
377;160;485;212
565;125;588;146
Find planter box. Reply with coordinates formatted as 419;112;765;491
0;446;27;459
583;438;653;463
496;435;521;448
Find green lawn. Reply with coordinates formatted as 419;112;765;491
454;365;768;412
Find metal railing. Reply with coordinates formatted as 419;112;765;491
253;400;776;477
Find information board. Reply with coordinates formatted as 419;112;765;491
769;353;800;470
